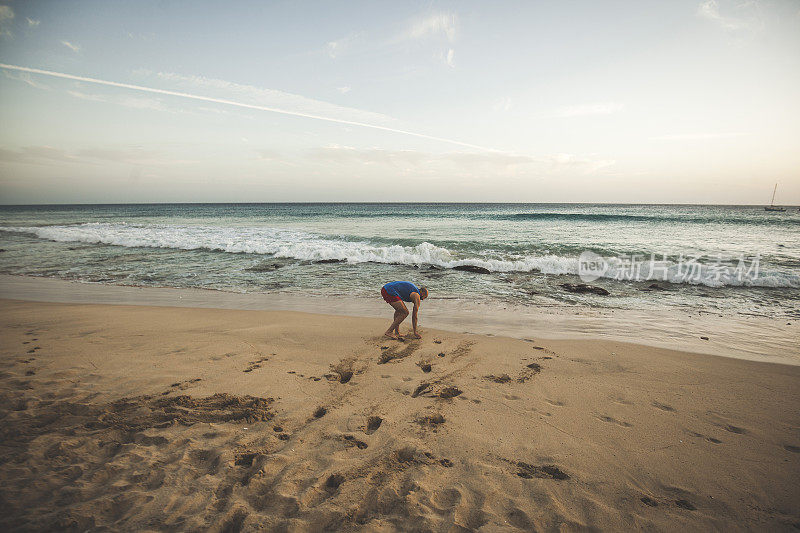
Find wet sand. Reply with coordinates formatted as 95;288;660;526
0;298;798;531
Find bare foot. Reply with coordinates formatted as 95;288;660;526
410;332;422;339
384;332;404;340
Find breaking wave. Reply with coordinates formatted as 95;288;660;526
3;223;798;288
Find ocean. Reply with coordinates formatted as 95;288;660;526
0;203;798;322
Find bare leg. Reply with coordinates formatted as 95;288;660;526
384;301;409;339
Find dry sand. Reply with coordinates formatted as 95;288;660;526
0;298;798;531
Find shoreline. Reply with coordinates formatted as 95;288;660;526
1;274;797;365
0;298;798;530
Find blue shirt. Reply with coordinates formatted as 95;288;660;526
383;281;421;302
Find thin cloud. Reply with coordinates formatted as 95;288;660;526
407;12;456;42
326;31;364;58
651;132;746;141
152;70;391;125
4;70;49;90
67;89;176;113
493;97;513;112
697;0;763;32
337;86;351;94
555;102;624;118
446;48;455;67
404;11;458;68
0;63;499;152
61;40;80;52
0;4;14;38
26;17;40;27
0;145;186;166
309;145;615;176
0;145;75;164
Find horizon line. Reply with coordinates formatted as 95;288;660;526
0;201;797;207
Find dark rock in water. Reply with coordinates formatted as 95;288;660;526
0;249;6;252
245;262;282;272
560;283;610;296
646;283;667;291
316;258;344;264
700;336;709;341
453;265;491;274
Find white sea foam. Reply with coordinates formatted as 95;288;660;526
4;223;798;288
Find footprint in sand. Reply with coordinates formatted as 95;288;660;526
723;424;746;434
506;507;534;529
688;431;722;444
515;462;569;480
597;415;632;427
652;401;676;412
324;473;345;492
166;378;202;392
187;448;222;475
378;342;421;364
234;452;260;467
437;386;462;399
675;499;696;510
546;399;566;407
517;362;542;382
411;382;432;398
330;358;356;383
343;435;368;449
243;357;269;373
416;413;445;427
365;416;382;434
783;444;800;453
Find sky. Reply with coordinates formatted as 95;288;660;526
0;0;799;204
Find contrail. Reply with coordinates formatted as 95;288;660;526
0;63;498;152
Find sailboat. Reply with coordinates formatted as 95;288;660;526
764;183;786;212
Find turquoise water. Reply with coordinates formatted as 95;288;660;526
0;203;798;319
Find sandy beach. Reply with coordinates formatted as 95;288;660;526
1;296;798;531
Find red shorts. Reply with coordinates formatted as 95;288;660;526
381;287;401;303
